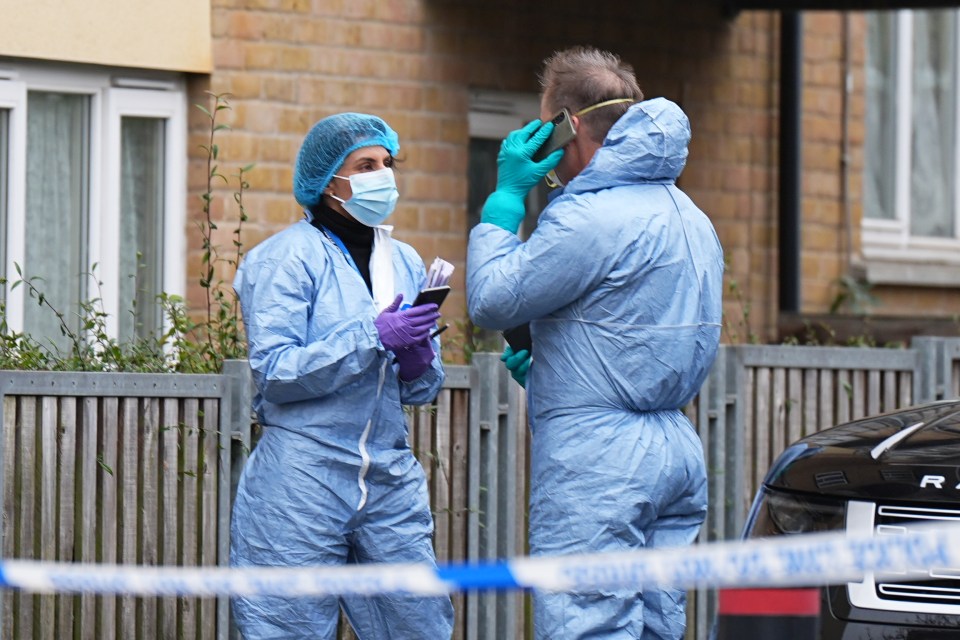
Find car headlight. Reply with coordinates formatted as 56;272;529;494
743;486;846;538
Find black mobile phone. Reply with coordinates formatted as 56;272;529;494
533;108;577;162
412;286;451;309
502;323;532;354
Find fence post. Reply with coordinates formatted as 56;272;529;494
942;339;960;399
719;345;748;538
917;336;960;401
220;359;253;640
912;337;941;404
503;366;526;640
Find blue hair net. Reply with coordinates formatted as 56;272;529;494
293;113;400;208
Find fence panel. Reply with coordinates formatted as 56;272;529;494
687;343;922;639
56;397;77;639
405;365;476;640
119;397;139;640
456;354;527;640
6;338;960;640
721;346;918;521
140;399;160;640
913;336;960;401
0;372;234;640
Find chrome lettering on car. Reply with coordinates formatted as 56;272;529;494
919;475;960;489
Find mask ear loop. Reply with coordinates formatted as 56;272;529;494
326;174;349;204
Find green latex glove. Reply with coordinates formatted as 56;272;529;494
481;119;564;233
501;345;531;387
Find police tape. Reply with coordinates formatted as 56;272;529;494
1;523;958;597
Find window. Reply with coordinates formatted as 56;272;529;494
0;62;185;350
106;87;185;343
467;91;552;347
863;9;960;286
25;91;91;344
119;116;165;341
468;90;551;239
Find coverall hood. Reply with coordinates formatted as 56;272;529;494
568;96;690;194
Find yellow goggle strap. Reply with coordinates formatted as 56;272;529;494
573;98;636;117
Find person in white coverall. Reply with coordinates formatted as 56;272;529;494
230;113;454;639
467;47;724;639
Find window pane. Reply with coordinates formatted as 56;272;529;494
910;9;956;237
25;92;89;353
468;136;547;238
467;138;499;232
119;116;165;342
864;11;898;221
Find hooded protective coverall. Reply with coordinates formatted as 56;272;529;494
467;98;724;639
230;218;454;639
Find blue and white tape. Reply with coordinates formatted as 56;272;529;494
1;523;958;597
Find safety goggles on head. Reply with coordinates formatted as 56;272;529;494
542;98;636;188
544;169;564;189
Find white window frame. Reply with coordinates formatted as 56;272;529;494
104;87;186;337
0;61;185;336
862;10;960;286
0;73;26;308
469;90;541;140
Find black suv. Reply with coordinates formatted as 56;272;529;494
719;399;960;639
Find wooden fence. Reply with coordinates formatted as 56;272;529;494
0;371;237;640
406;354;528;640
5;338;960;639
684;336;960;639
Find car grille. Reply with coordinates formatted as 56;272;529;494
872;504;960;607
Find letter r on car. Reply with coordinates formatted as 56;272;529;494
920;475;945;489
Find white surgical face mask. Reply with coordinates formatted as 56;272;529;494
330;167;399;226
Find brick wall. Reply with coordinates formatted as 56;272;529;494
192;0;791;347
800;11;864;317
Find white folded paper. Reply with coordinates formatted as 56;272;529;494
426;257;454;288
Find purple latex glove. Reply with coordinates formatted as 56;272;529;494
374;294;440;352
395;338;435;381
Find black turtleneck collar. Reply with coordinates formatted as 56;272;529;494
310;201;374;292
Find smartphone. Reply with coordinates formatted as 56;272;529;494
533;108;577;162
412;286;451;309
502;323;532;354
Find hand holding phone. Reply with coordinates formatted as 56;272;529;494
533;108;577;162
412;285;451;309
502;323;532;354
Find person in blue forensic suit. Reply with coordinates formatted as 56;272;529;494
231;113;454;639
467;47;724;639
